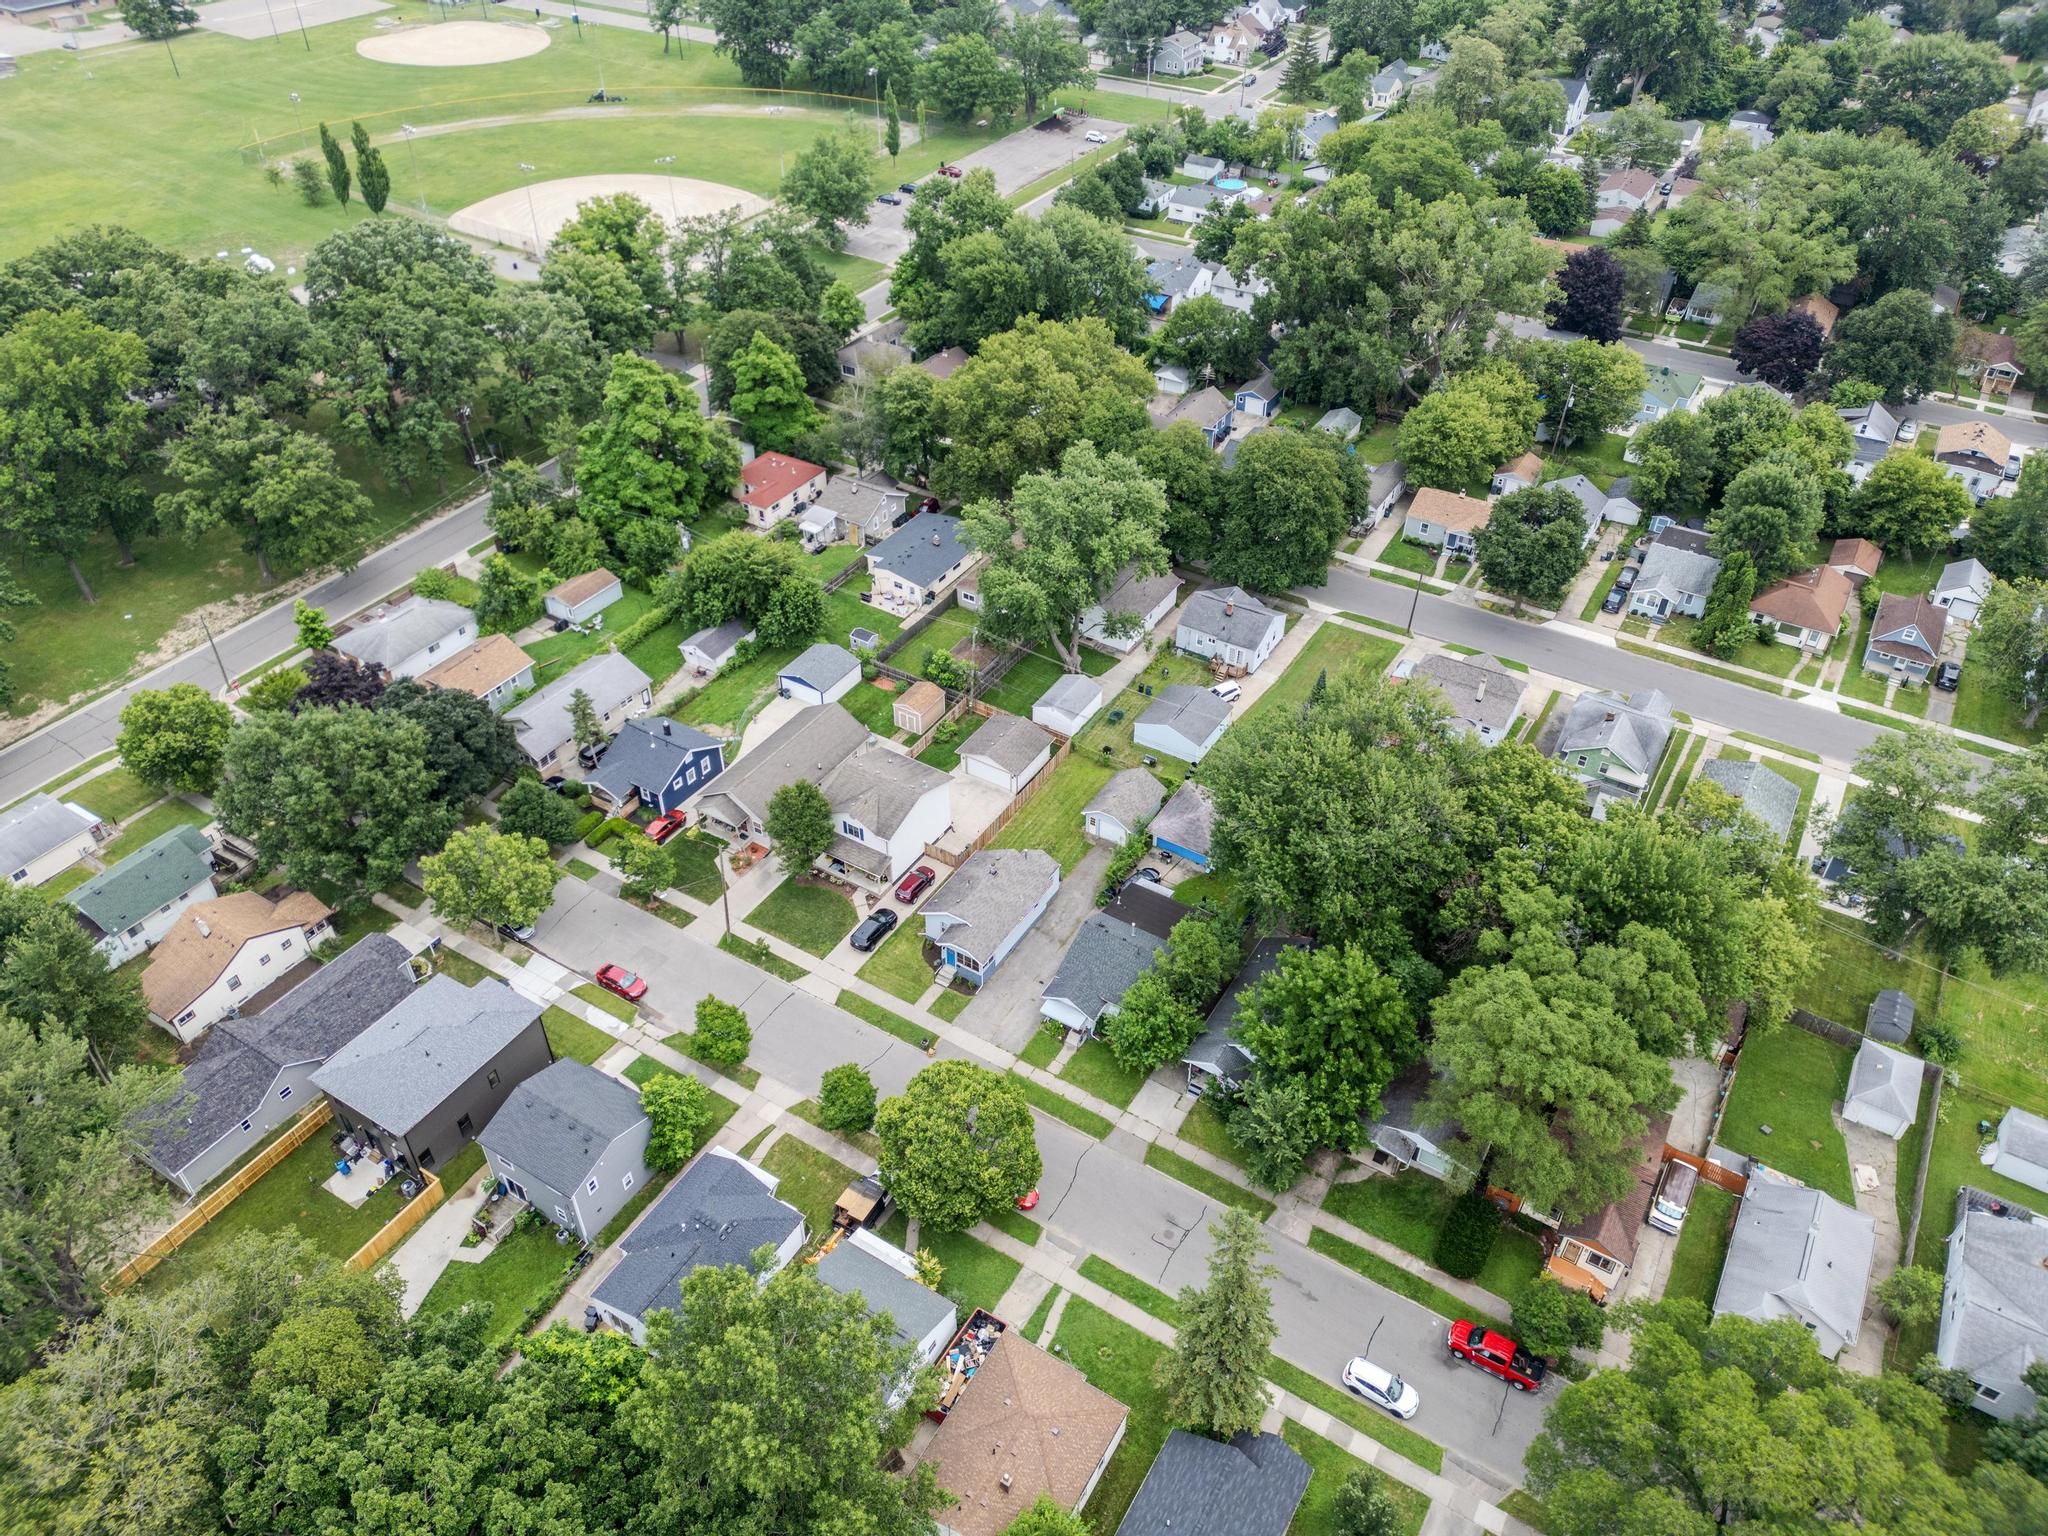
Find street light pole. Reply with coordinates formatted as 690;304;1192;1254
868;65;881;147
518;162;544;259
288;91;307;151
402;125;425;214
291;0;310;50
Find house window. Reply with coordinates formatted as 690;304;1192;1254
258;953;272;967
1978;1384;2002;1402
553;1206;569;1225
622;1171;636;1192
419;1148;436;1170
841;820;864;841
126;924;143;938
227;975;243;992
457;1114;475;1139
240;1119;253;1133
177;1010;195;1025
488;1069;500;1089
1574;754;1588;767
586;1177;600;1195
278;1085;292;1101
281;938;293;950
9;870;23;883
686;764;697;785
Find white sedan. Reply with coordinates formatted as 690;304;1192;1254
1083;129;1109;144
1342;1357;1421;1419
1896;418;1919;444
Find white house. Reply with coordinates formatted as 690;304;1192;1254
814;1228;959;1400
507;652;654;773
958;714;1055;795
1364;461;1407;525
1628;527;1721;620
735;452;827;529
1206;263;1271;313
66;823;216;966
1081;767;1164;846
1712;1178;1875;1359
776;642;861;707
1144;255;1213;315
1033;673;1103;736
1991;1107;2048;1194
140;889;334;1042
1082;564;1182;653
1554;76;1591;134
1727;110;1776;149
1134;685;1232;763
1175;586;1284;673
867;513;977;613
544;568;624;626
1166;185;1223;225
1933;557;1995;625
681;620;755;675
1592;168;1660;236
1404;487;1491;553
1937;1187;2048;1421
0;793;106;889
1840;1037;1922;1140
922;848;1060;988
1181;151;1226;182
333;595;476;681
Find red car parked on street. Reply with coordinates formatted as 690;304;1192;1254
1446;1321;1547;1391
595;964;647;1002
645;811;688;844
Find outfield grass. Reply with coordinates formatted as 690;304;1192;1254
1242;623;1397;727
746;877;858;956
1717;1025;1855;1204
989;754;1117;873
757;1136;858;1240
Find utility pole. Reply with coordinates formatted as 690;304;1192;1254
199;612;233;694
654;154;681;227
518;161;544;258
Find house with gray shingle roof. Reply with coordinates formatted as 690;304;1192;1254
507;651;654;773
591;1146;807;1344
1629;526;1721;620
140;933;419;1196
1083;564;1183;654
814;1228;958;1382
479;1059;651;1242
1407;653;1526;743
1937;1187;2048;1420
1698;759;1799;844
777;642;861;707
1034;673;1103;736
1151;781;1214;869
1115;1429;1311;1536
1084;767;1164;847
1866;988;1915;1045
959;714;1056;796
867;513;976;611
333;596;476;680
1555;688;1674;802
0;792;105;889
1712;1177;1875;1358
584;716;726;816
1135;685;1233;763
67;822;216;965
1042;909;1169;1037
1841;1037;1922;1140
1176;586;1285;673
922;848;1060;987
681;619;755;674
1992;1108;2048;1194
312;973;551;1178
1183;936;1295;1096
1315;406;1362;440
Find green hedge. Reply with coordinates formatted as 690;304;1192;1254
587;817;636;848
572;810;606;842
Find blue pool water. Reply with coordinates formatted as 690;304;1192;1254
1215;177;1247;190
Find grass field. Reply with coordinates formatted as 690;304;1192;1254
1144;1143;1274;1219
98;798;212;862
922;1227;1021;1319
835;988;936;1050
158;1133;402;1280
62;766;163;824
1794;910;1941;1028
1718;1025;1856;1204
1379;538;1443;577
988;754;1117;872
1242;622;1397;727
1662;1184;1737;1307
1012;1071;1116;1139
415;1218;575;1349
745;877;857;956
542;1005;614;1065
1306;1227;1514;1337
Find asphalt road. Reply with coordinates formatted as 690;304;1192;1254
0;475;500;804
526;872;1543;1491
1307;565;1892;767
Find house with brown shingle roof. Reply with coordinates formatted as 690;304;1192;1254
544;567;623;625
921;1320;1128;1536
1936;419;2014;499
142;890;334;1042
1790;293;1839;337
1546;1115;1670;1303
1403;487;1491;553
1749;564;1854;651
1863;592;1948;682
1491;452;1544;495
1829;537;1882;586
1957;329;2025;395
419;634;536;707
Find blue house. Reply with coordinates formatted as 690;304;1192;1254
921;848;1059;988
1150;780;1213;870
585;716;727;815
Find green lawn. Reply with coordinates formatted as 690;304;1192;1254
838;680;907;738
1793;909;1941;1031
1717;1026;1856;1205
1542;432;1632;489
621;614;694;689
1320;1172;1542;1307
1282;1421;1430;1536
1908;1087;2047;1269
787;1098;882;1160
746;877;858;956
1023;1285;1059;1341
892;605;981;676
1078;1254;1182;1325
1939;953;2048;1117
819;571;904;652
1175;1097;1247;1169
564;858;602;882
854;916;935;1003
155;1133;401;1282
1580;560;1627;620
923;1227;1022;1319
522;585;659;675
1049;1297;1175;1535
715;930;806;981
1306;1227;1514;1337
989;754;1119;873
1057;1039;1149;1110
40;863;96;898
1265;1356;1444;1475
1659;617;1804;679
930;988;971;1022
1011;1072;1116;1139
1170;869;1238;914
757;1136;857;1240
414;1218;578;1349
97;798;212;863
1144;1144;1275;1220
1952;670;2043;747
675;643;804;732
1020;1023;1065;1069
1662;1184;1737;1308
434;948;492;986
62;766;163;825
916;727;966;772
984;1203;1041;1247
1242;623;1398;727
666;831;727;905
571;982;637;1023
1379;538;1443;577
543;1006;615;1066
835;988;937;1050
1071;651;1220;772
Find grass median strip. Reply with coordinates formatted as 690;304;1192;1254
663;1029;762;1089
1306;1227;1511;1338
1282;1419;1432;1536
1143;1144;1275;1221
716;931;806;981
571;982;637;1023
1078;1255;1183;1325
835;988;936;1050
1731;730;1822;762
1009;1073;1115;1139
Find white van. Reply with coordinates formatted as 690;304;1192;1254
1210;680;1243;703
1646;1160;1697;1235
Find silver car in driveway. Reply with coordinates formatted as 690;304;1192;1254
1342;1356;1421;1419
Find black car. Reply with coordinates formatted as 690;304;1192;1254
1613;565;1639;593
1935;661;1962;691
578;739;610;770
898;181;917;193
876;192;902;206
850;908;900;952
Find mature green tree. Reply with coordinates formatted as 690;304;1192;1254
627;1258;942;1530
578;353;741;526
116;683;232;795
1823;726;1977;941
485;460;563;554
1511;1273;1605;1359
1004;11;1091;118
961;441;1169;669
541;245;657;357
292;599;334;653
0;307;148;599
0;568;34;712
701;0;805;84
1332;1468;1408;1536
569;688;603;751
1513;338;1649;446
1135;421;1225;563
1236;944;1417;1159
1547;246;1626;343
1711;453;1828;585
1823;288;1957;403
496;776;584;846
614;833;676;905
1159;1209;1276;1438
1227;1074;1320;1192
1973;578;2048;721
1150;294;1262;386
1876;1264;1943;1327
1693;550;1760;659
157;400;373;583
317;122;352;207
1627;409;1713;524
1475;485;1591;610
758;571;825;648
378;679;521;804
1870;33;2010;146
1972;463;2048;580
1527;1299;1981;1535
876;1060;1041;1231
642;1070;715;1172
218;707;457;899
727;330;824;453
781;128;876;249
180;276;316;416
474;553;545;634
819;1063;878;1135
348;122;390;215
661;529;806;628
1327;0;1416;60
1106;965;1207;1073
690;996;752;1067
1001;1497;1092;1536
765;779;835;876
0;881;152;1074
1396;367;1540;492
1850;452;1975;559
1280;26;1325;103
818;280;866;341
420;825;559;932
116;0;196;37
920;32;1024;123
884;86;902;163
649;0;686;51
1214;426;1358;592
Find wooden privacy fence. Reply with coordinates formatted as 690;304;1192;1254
109;1101;334;1293
922;707;1073;868
1662;1147;1750;1196
348;1173;445;1271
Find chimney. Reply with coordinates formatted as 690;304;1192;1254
663;722;672;737
1224;599;1234;616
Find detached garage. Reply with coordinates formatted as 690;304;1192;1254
777;643;861;707
958;714;1055;795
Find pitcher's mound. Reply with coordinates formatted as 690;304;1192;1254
357;19;549;66
451;174;770;254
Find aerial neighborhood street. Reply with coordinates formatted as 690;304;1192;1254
3;3;2048;1536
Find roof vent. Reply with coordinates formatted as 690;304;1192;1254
1224;600;1234;616
932;532;942;546
195;918;210;938
999;1474;1012;1491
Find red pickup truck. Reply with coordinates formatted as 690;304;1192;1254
1446;1320;1547;1392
